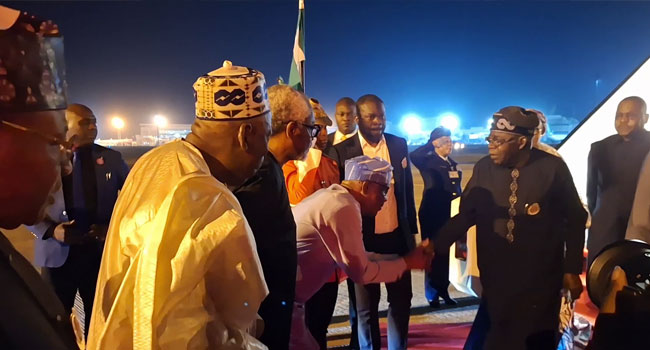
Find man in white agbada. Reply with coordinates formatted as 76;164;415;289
289;155;434;350
87;61;272;350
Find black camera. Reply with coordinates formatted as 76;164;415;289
587;240;650;314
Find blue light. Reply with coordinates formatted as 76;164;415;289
439;113;460;132
400;114;423;136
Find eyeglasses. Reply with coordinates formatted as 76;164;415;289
1;120;69;149
301;123;322;138
485;136;518;147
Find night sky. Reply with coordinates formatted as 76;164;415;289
7;1;650;138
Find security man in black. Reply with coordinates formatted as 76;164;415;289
410;127;462;307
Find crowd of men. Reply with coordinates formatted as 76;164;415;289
2;5;650;350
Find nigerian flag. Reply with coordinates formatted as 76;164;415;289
289;0;305;92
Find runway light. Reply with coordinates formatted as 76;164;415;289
400;114;423;136
111;116;125;130
111;116;125;139
153;114;168;128
440;113;460;132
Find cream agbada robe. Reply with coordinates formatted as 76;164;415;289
87;140;268;350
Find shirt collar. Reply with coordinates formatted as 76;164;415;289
336;129;357;138
358;131;386;149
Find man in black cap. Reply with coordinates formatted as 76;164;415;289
432;106;587;350
587;96;650;265
410;126;462;308
0;5;78;349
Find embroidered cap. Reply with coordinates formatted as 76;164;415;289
193;60;270;121
308;97;332;126
344;155;393;187
0;6;67;112
490;106;539;136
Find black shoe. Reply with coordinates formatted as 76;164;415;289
428;299;441;308
442;295;458;306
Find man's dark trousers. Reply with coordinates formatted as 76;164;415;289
355;229;411;350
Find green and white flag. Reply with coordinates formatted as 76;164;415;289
289;0;305;92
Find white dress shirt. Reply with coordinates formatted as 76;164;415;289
358;132;399;234
332;129;358;145
292;184;407;304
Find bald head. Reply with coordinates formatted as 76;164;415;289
615;96;648;138
268;85;313;135
335;97;357;134
66;103;97;147
619;96;647;114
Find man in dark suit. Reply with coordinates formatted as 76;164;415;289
327;94;418;350
410;127;461;308
28;103;129;336
328;97;358;147
587;96;650;265
0;6;78;348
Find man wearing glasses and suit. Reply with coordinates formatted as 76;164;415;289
235;84;317;350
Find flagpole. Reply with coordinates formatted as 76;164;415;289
300;0;305;92
289;0;306;92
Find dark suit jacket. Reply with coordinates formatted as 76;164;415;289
586;130;650;263
31;143;129;267
66;144;129;227
327;132;336;147
0;232;77;349
410;143;462;239
327;132;418;254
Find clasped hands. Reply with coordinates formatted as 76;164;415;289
53;221;108;244
404;239;436;270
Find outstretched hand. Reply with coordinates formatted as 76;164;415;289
404;239;435;271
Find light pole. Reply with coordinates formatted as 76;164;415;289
111;116;125;139
153;114;168;145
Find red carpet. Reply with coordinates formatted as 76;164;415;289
379;322;472;350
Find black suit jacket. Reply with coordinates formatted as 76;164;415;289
327;133;418;253
586;129;650;263
0;232;77;349
327;132;336;147
410;143;462;239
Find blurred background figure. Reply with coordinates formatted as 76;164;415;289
328;97;358;146
410;127;462;308
28;103;129;338
626;151;650;243
587;96;650;266
529;108;561;157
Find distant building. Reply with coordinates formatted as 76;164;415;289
139;123;192;145
545;115;580;142
96;138;135;147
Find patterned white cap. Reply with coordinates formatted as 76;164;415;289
344;155;393;187
193;60;270;120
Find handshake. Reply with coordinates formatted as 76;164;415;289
403;239;436;271
52;221;109;244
